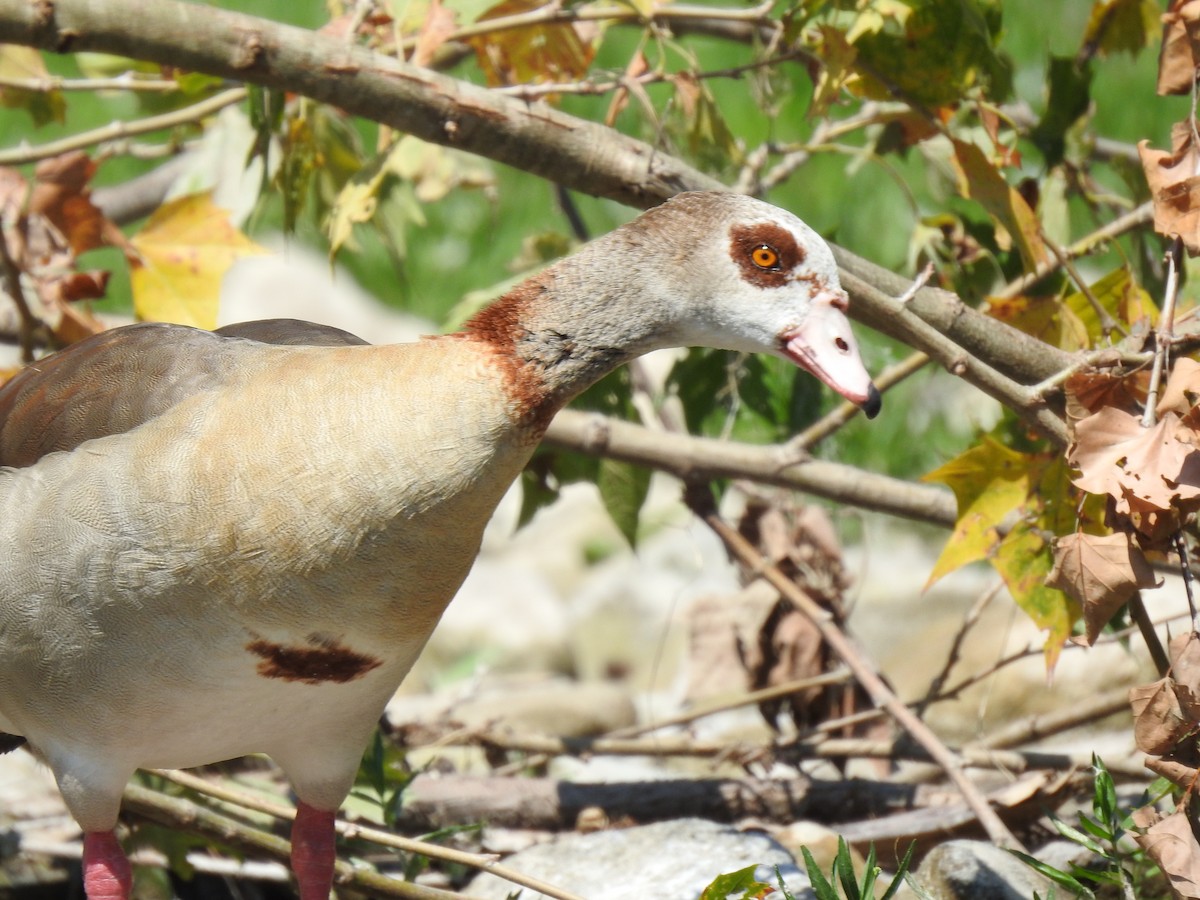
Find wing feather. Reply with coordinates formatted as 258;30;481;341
0;318;368;468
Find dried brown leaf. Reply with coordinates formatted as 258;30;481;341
412;0;457;69
1046;532;1161;643
1159;0;1200;95
28;152;112;256
1115;485;1182;545
1065;367;1148;425
1130;677;1200;754
1134;809;1200;898
1158;358;1200;417
1172;632;1200;697
1072;407;1200;510
469;0;596;89
1140;122;1200;254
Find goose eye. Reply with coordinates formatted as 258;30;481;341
751;245;780;270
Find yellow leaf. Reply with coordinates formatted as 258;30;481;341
1063;267;1157;342
468;0;597;89
130;193;266;329
950;138;1048;270
922;437;1038;587
0;45;65;126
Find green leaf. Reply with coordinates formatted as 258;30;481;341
596;458;650;547
1092;756;1120;830
1030;57;1092;168
0;46;65;126
1083;0;1159;59
991;519;1078;670
1010;849;1098;897
801;846;839;900
881;843;918;900
517;449;598;528
1051;816;1109;856
848;0;1012;107
698;864;773;900
950;137;1048;270
835;836;860;899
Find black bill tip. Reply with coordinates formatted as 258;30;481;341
861;383;882;420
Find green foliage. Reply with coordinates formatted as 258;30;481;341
1012;756;1170;899
801;837;920;900
351;728;416;829
519;368;653;543
698;864;776;900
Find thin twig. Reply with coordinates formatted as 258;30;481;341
915;580;1005;718
495;50;802;101
121;782;463;900
1142;237;1183;427
1044;234;1126;338
0;73;184;92
0;86;246;166
995;202;1154;301
436;0;780;46
686;484;1023;850
145;769;587;900
1174;532;1198;635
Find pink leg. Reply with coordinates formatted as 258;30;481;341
291;801;337;900
83;831;132;900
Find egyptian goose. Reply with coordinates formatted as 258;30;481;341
0;191;879;899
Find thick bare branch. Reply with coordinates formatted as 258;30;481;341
0;0;723;206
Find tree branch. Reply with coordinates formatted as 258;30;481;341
0;0;1081;425
0;0;724;206
543;409;957;526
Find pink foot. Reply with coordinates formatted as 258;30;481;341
291;801;337;900
83;831;132;900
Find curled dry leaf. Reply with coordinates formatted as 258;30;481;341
29;152;117;256
0;154;114;344
1065;366;1148;426
1159;0;1200;96
1158;358;1200;417
1133;808;1200;898
1139;121;1200;254
1171;631;1200;697
1130;633;1200;756
1045;532;1160;644
1130;677;1200;754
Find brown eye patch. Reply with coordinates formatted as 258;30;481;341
729;223;805;288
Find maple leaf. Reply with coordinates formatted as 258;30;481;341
922;437;1040;587
1065;367;1148;426
29;151;128;257
129;192;265;329
993;520;1076;669
1130;633;1200;756
1070;408;1200;508
1045;532;1160;644
950;138;1048;270
468;0;597;90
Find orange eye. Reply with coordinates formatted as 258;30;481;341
751;245;780;269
